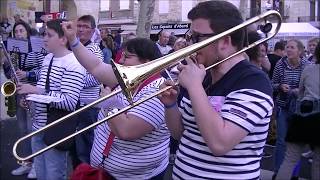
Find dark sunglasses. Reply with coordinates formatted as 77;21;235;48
186;32;217;44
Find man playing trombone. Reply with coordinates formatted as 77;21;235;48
158;1;274;179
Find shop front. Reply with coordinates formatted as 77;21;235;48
150;23;190;41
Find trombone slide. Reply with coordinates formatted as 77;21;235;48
12;10;282;162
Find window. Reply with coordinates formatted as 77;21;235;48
159;0;169;14
120;0;130;10
181;0;193;21
100;0;110;11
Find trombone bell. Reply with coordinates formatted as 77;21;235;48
111;61;156;103
1;81;16;97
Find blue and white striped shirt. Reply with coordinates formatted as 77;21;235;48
79;42;104;106
90;78;170;180
173;60;274;180
272;57;310;107
32;53;86;130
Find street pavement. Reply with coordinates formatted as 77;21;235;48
0;118;312;180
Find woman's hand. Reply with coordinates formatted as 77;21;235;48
16;70;27;80
291;88;299;96
177;57;206;90
158;80;179;106
280;84;290;93
99;86;124;109
100;86;112;97
19;97;29;109
16;83;40;95
61;21;77;43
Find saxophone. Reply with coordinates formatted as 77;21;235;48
0;37;19;96
1;36;20;117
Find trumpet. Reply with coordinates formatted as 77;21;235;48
0;36;19;97
13;10;282;162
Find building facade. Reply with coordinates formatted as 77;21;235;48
0;0;319;30
97;0;319;35
0;0;101;28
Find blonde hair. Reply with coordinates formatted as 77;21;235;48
173;37;187;50
308;37;320;44
103;36;115;50
288;39;304;51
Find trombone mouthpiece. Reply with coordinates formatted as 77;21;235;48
259;23;273;34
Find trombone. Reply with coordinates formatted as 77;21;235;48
0;36;19;97
13;10;282;163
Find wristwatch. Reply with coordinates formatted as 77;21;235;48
107;108;120;116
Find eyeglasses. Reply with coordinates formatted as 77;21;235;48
186;32;217;44
121;51;137;59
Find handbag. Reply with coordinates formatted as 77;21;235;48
285;93;297;115
70;133;115;180
43;56;78;151
70;163;113;180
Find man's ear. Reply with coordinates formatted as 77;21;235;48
218;35;232;51
61;36;69;46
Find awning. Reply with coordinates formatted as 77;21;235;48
150;29;162;34
118;24;190;35
270;22;320;37
150;28;189;35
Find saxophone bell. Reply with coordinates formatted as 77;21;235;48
1;80;17;97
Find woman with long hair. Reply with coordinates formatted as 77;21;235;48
276;41;320;180
6;20;44;179
272;39;311;179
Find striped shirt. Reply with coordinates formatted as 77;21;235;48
32;53;86;130
90;78;170;180
4;51;44;85
22;52;45;85
173;60;274;180
79;42;104;106
272;57;310;107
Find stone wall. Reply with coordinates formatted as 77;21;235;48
1;0;43;27
74;0;100;22
284;0;310;22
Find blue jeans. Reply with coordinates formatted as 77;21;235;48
75;107;99;163
273;106;290;172
16;94;32;157
31;131;69;180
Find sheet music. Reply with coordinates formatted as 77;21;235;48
26;94;64;104
30;36;47;53
7;37;29;53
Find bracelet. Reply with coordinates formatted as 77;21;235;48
71;37;80;48
164;102;177;109
107;108;120;116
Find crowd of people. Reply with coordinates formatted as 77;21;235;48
0;0;320;179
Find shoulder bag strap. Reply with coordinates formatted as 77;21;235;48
45;55;54;93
